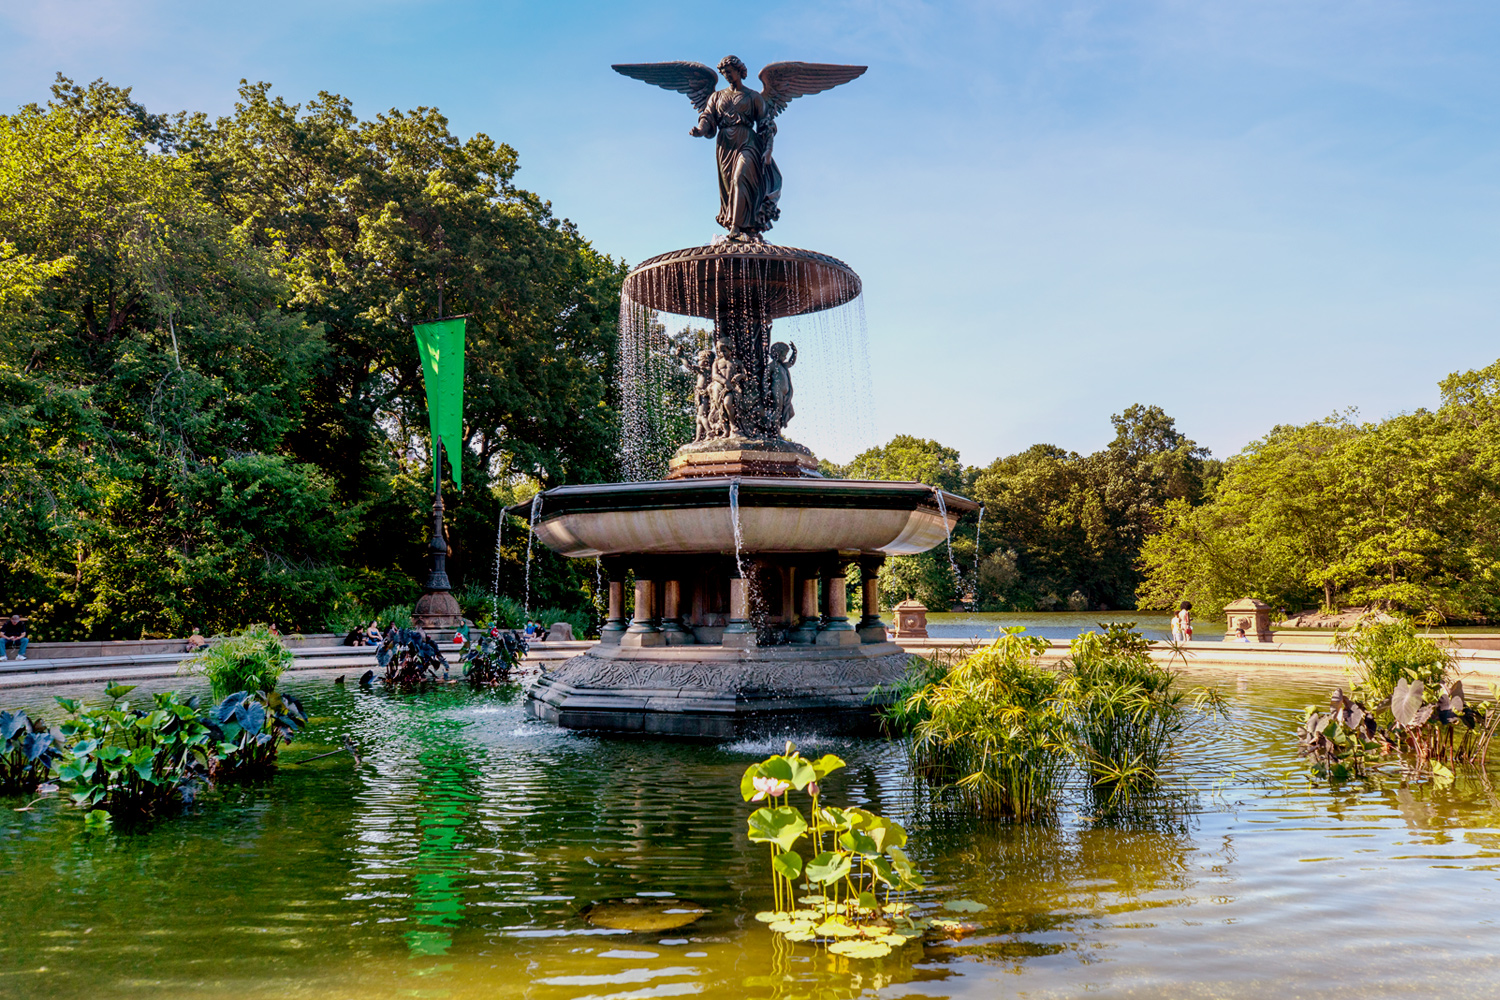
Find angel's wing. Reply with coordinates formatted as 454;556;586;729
612;62;719;113
757;62;867;119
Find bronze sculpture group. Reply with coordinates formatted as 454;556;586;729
677;338;798;441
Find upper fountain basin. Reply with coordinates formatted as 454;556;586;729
622;243;861;320
511;477;978;559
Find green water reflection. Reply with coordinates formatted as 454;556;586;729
1;670;1499;998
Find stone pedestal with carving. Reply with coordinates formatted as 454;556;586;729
1224;597;1274;642
892;599;929;639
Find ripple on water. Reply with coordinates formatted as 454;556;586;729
2;674;1500;999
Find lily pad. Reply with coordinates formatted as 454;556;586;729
581;898;710;932
942;899;989;913
829;940;893;958
754;910;787;922
814;919;860;938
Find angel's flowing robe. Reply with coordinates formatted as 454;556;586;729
696;86;782;235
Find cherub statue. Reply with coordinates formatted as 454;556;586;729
769;341;797;432
709;338;746;437
613;57;866;240
686;347;716;441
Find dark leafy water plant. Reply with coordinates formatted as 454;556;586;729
1299;618;1499;783
208;689;307;782
461;630;528;687
55;684;216;825
377;628;450;689
0;709;64;795
185;624;294;698
741;743;984;960
1300;679;1499;783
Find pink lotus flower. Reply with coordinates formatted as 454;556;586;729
807;781;821;798
751;775;791;801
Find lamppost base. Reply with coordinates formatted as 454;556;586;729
413;589;465;628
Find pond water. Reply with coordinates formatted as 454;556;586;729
924;612;1177;642
3;668;1499;999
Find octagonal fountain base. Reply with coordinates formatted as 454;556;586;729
525;642;912;738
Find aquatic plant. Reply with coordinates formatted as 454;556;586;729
377;628;449;689
55;684;216;823
207;689;307;782
742;742;986;959
461;630;528;687
1336;617;1453;704
907;629;1073;820
1062;622;1208;807
0;709;64;795
1299;679;1499;782
873;653;954;737
1298;617;1499;781
185;623;293;698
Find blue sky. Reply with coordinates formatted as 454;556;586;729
5;1;1499;466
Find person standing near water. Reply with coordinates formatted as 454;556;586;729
1172;601;1193;642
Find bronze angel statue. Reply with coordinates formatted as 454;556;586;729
613;56;866;240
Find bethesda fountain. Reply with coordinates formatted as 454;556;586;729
518;55;977;736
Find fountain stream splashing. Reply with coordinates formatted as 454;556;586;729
933;487;961;599
490;512;505;624
523;493;543;618
728;478;747;581
971;504;985;612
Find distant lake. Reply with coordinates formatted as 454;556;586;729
923;611;1177;642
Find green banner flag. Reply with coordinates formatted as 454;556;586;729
413;317;466;490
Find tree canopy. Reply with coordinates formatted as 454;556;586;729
0;76;622;638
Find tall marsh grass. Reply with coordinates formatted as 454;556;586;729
185;624;294;698
903;624;1216;820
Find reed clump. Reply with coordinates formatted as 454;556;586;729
185;624;293;698
903;624;1214;820
908;629;1073;820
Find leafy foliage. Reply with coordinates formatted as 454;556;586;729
0;75;611;638
55;684;216;822
1298;617;1499;781
376;627;450;689
0;708;64;794
461;629;528;687
740;743;970;960
1062;623;1210;807
207;689;307;782
1142;362;1500;620
908;629;1072;819
185;623;293;698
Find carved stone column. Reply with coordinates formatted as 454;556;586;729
856;554;887;643
723;568;756;648
601;559;627;645
816;558;859;646
622;577;664;647
660;578;694;645
788;570;820;644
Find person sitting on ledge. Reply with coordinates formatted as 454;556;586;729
186;626;209;652
1232;627;1250;643
3;614;28;660
268;623;282;639
365;620;382;646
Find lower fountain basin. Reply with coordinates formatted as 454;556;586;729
526;642;913;737
514;476;978;558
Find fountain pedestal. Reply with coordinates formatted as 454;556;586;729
516;236;975;735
